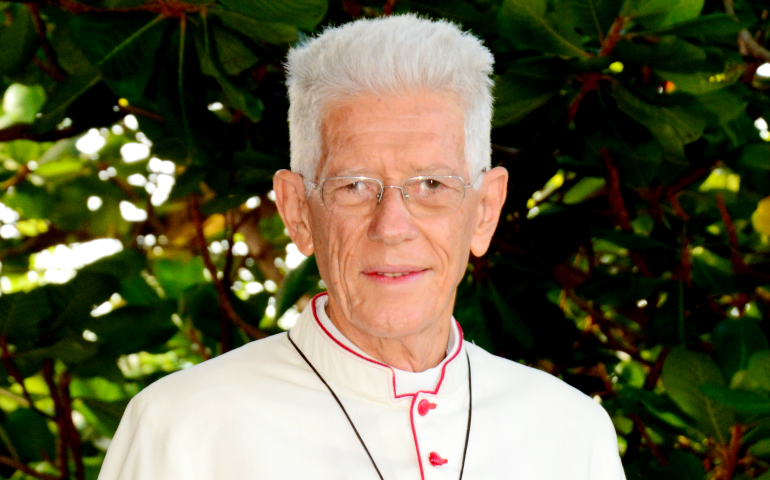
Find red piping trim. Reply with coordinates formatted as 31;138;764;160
309;292;466;480
310;292;464;398
409;395;426;480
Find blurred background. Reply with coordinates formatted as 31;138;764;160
0;0;769;478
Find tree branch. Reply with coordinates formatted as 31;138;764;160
41;360;69;480
723;0;770;61
599;16;629;57
643;347;669;391
629;413;669;467
15;0;206;16
190;196;267;341
57;372;84;480
601;148;653;277
716;193;749;276
0;124;81;143
714;424;743;480
0;455;59;480
0;164;29;191
26;3;66;82
0;338;53;420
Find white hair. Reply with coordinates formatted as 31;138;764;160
285;14;494;188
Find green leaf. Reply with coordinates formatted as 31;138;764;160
492;60;566;128
70;376;126;401
30;69;102;135
614;36;708;73
661;346;734;442
612;85;706;161
153;257;206;299
1;407;55;463
0;5;38;75
691;250;747;294
47;272;120;330
16;336;100;368
0;288;52;341
212;10;298;45
642;12;755;37
273;255;320;321
621;0;704;29
497;0;588;58
200;189;257;216
34;157;83;179
81;249;146;280
697;87;749;127
749;438;770;459
453;279;494;352
757;470;770;480
207;26;259;76
712;319;769;381
745;351;770;393
0;83;46;129
563;177;606;204
70;13;168;102
592;228;671;250
215;0;327;30
197;24;264;122
741;143;770;170
181;283;220;339
485;279;534;349
656;71;732;95
665;450;706;480
76;398;129;438
700;385;770;415
88;301;177;355
576;274;665;307
561;0;619;38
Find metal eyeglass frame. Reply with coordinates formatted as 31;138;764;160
305;170;487;212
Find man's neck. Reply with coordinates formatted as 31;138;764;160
324;302;451;372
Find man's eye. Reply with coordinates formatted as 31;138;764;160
422;179;445;190
344;181;366;191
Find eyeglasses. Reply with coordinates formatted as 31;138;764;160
308;175;477;217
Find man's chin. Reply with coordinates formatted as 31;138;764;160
351;299;442;336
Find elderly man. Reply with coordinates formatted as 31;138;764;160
98;14;626;480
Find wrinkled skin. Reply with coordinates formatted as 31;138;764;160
274;92;508;371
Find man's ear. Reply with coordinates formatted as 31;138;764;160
273;170;315;256
470;166;508;257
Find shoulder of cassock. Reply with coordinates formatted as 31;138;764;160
98;326;624;480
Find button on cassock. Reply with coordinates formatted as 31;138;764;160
428;452;448;466
417;399;437;416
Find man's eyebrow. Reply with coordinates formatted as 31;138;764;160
327;168;373;177
408;164;458;176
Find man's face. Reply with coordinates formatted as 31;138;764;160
306;92;481;340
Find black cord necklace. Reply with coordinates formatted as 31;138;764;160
287;332;472;480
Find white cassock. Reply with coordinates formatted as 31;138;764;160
98;293;626;480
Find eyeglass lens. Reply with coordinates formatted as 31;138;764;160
321;176;466;216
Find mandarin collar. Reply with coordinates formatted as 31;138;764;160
288;293;467;405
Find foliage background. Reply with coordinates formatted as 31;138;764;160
0;0;770;478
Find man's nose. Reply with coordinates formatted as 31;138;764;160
370;187;417;244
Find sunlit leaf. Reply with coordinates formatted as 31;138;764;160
661;346;734;442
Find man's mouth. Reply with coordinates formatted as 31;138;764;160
363;267;428;283
378;272;411;277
